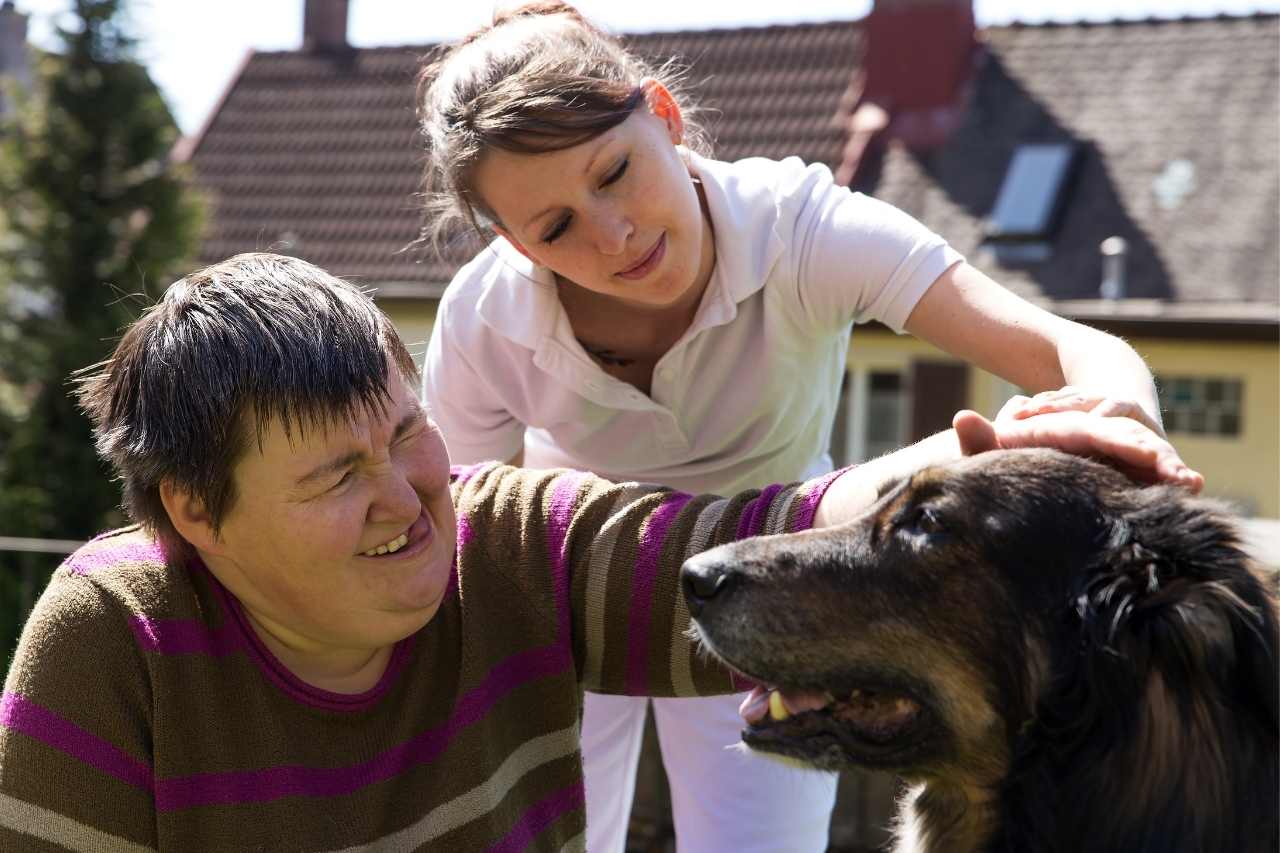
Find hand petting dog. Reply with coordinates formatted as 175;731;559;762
815;407;1202;529
953;407;1203;492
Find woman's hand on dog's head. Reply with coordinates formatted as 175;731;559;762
996;385;1166;438
954;409;1204;493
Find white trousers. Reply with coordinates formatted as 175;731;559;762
581;691;838;852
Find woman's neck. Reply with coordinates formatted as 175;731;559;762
244;609;394;694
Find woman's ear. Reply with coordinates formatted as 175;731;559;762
492;225;539;264
159;480;220;555
642;77;684;145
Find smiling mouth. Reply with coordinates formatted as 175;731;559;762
360;512;430;558
616;233;666;280
362;531;408;557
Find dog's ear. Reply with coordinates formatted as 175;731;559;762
1083;487;1280;731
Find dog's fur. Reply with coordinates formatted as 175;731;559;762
683;449;1279;853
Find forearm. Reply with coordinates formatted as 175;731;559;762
1055;323;1162;429
814;429;960;527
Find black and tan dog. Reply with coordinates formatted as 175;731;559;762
683;449;1279;853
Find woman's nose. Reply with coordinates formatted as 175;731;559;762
369;468;421;524
591;206;632;256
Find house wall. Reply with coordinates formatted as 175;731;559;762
1129;337;1279;518
383;302;1279;519
383;300;438;371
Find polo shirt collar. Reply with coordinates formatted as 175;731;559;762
686;151;787;314
474;239;560;351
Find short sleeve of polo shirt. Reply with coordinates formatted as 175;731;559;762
777;160;964;334
423;287;527;465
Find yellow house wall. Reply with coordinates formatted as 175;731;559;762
383;301;438;371
384;303;1279;519
1129;338;1279;518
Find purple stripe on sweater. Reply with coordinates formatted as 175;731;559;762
625;492;694;695
129;615;246;657
457;513;475;552
0;692;154;793
547;472;588;639
486;781;585;853
794;468;849;531
735;483;785;540
154;642;572;811
450;462;491;486
66;540;166;576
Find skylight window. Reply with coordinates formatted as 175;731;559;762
981;143;1078;266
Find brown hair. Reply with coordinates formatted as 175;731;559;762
416;1;711;254
75;253;418;557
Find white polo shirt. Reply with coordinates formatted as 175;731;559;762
423;153;963;496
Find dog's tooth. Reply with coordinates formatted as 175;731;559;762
768;690;790;722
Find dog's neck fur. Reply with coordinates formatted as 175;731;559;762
895;780;999;853
892;668;1279;853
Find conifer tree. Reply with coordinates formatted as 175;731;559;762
0;0;202;655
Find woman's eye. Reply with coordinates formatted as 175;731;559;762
543;215;571;244
329;470;354;492
602;158;629;187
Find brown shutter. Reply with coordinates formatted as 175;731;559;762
909;360;968;442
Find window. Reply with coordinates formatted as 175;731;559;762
1156;376;1244;437
832;369;910;466
981;143;1078;265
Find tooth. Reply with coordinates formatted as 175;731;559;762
769;691;790;722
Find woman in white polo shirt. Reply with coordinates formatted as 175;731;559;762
417;4;1184;851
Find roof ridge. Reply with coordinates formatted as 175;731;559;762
989;10;1279;30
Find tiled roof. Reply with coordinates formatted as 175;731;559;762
186;13;1278;311
862;14;1280;307
626;20;862;170
188;45;450;294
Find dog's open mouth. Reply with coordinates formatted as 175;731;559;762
736;682;936;770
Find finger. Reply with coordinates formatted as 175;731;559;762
994;413;1160;467
1089;400;1166;438
996;395;1032;422
1013;390;1108;420
954;409;998;456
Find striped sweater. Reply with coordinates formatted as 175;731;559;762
0;463;838;852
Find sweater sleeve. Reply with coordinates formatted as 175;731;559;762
451;464;845;699
0;569;157;852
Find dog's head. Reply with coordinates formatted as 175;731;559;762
683;448;1279;796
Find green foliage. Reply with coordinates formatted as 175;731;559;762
0;0;203;656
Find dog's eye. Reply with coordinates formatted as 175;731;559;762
911;506;946;535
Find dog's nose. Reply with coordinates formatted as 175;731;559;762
681;554;734;617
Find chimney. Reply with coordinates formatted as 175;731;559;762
0;1;29;77
836;0;978;184
1099;236;1127;300
303;0;349;53
0;1;30;117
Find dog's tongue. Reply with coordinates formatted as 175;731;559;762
739;685;832;724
